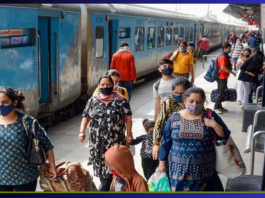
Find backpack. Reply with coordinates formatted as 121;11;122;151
204;55;223;83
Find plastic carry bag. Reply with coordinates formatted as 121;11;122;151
147;170;171;192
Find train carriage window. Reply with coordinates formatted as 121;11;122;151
147;27;155;49
185;27;189;41
96;26;104;58
119;27;130;39
1;28;36;49
166;27;172;46
157;27;164;47
135;27;144;52
189;27;193;42
179;27;184;43
173;27;178;45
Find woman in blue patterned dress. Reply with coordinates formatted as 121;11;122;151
0;87;56;191
158;87;231;191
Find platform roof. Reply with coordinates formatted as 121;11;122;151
223;4;260;25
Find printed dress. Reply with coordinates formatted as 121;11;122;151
159;111;230;191
82;97;132;179
0;112;54;185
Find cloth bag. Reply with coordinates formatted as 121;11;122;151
207;110;246;179
39;161;98;191
210;88;237;102
147;170;171;192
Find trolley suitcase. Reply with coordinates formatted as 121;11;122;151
210;88;237;102
39;161;98;192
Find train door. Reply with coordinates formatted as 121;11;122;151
108;19;118;67
38;17;59;105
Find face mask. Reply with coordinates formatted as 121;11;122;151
184;103;204;115
100;87;113;95
245;55;250;58
172;94;182;103
179;47;187;53
0;103;14;116
161;67;173;76
225;50;231;55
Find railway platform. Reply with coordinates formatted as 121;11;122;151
36;49;264;191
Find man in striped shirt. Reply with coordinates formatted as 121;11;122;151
231;38;244;71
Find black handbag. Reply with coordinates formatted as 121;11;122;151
22;115;47;166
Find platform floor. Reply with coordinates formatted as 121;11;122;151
37;49;264;191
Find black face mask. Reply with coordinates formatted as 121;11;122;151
161;67;173;76
100;87;113;95
245;55;250;58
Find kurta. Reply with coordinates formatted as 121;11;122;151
0;112;54;185
82;97;132;179
159;111;230;191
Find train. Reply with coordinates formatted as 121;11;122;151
0;4;248;125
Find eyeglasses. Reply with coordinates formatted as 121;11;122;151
160;64;173;69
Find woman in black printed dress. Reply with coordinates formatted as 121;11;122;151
78;75;133;191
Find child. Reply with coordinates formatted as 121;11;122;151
130;119;158;180
153;59;175;120
105;145;148;192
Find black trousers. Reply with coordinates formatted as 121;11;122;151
204;171;224;191
214;79;228;109
99;175;113;191
0;180;37;192
142;159;159;181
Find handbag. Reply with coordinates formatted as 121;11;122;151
210;88;237;102
22;115;47;166
39;161;98;191
207;109;246;179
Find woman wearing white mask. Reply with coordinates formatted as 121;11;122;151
231;38;244;71
158;87;231;191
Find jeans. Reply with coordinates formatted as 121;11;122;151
200;49;207;61
119;81;133;101
232;57;238;71
214;79;228;109
0;180;37;191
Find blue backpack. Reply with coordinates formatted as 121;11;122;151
204;55;223;83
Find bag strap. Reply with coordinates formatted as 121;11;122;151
22;114;39;140
206;109;217;144
154;79;161;92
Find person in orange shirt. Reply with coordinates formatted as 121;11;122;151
214;42;236;114
110;41;136;101
170;41;194;84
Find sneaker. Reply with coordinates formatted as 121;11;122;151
221;108;228;112
214;109;223;114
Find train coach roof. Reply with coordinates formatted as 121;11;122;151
86;4;197;22
0;4;80;12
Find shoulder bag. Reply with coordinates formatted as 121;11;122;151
207;109;246;178
22;115;47;166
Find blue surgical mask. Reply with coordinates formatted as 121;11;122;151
172;94;182;103
179;47;187;53
0;103;14;116
161;68;173;76
100;87;113;95
184;103;204;115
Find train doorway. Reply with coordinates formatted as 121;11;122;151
108;19;118;67
38;17;59;104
